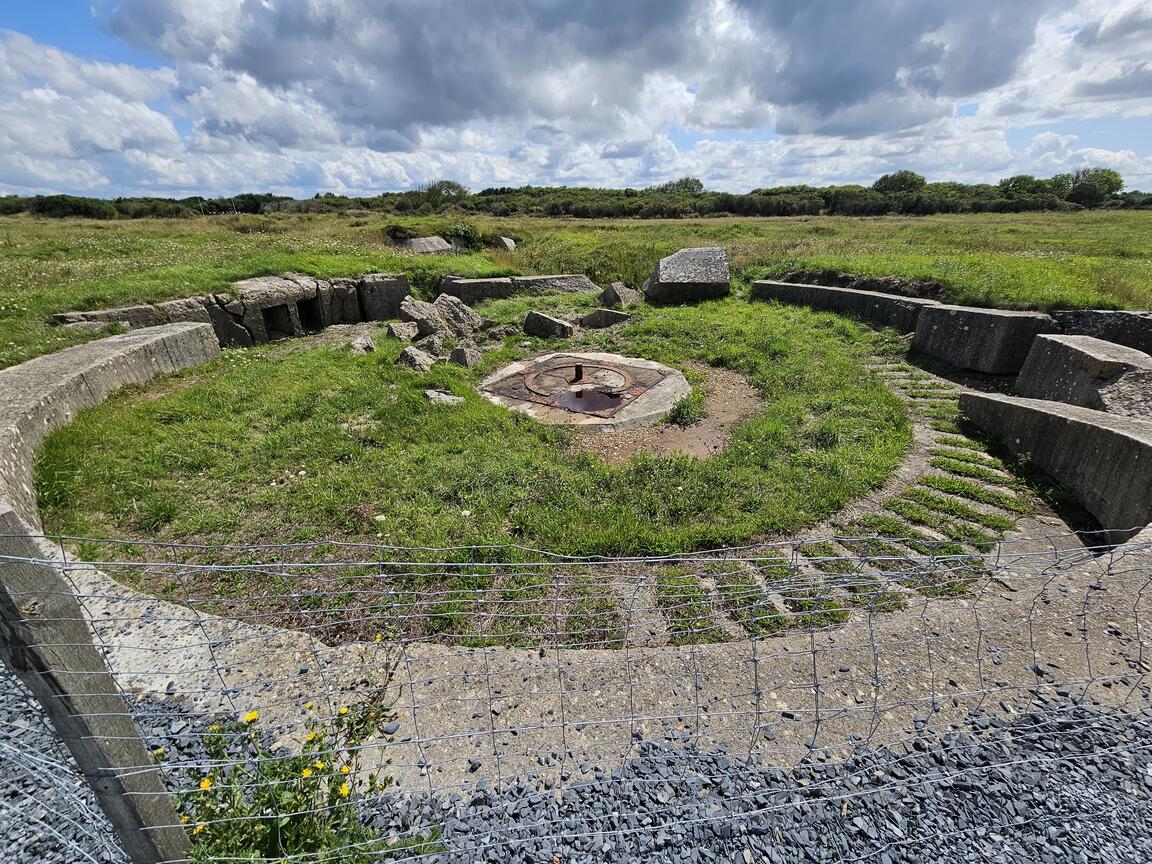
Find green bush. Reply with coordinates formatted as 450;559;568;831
444;220;482;250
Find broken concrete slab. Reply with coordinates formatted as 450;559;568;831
449;341;482;368
493;237;516;253
349;335;375;355
750;279;938;334
600;282;642;308
324;278;364;324
512;274;600;294
359;274;410;321
642;247;730;304
1016;334;1152;418
395;236;453;255
959;391;1152;543
523;311;574;339
204;301;254;347
229;274;322;342
432;293;483;337
424;389;464;406
414;333;446;357
387;321;419;342
577;308;632;329
51;304;166;329
912;305;1057;374
435;276;515;305
396;346;436;373
400;296;447;336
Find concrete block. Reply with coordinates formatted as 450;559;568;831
577;308;631;329
912;305;1056;374
750;279;937;333
523;311;574;339
436;276;515;305
959;391;1152;543
1051;310;1152;355
395;236;453;255
1017;334;1152;418
512;274;600;294
642;247;729;304
0;324;220;530
359;274;410;321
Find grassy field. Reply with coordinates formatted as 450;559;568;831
36;297;909;559
2;210;1150;370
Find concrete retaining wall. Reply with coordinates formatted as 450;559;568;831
1016;334;1152;417
750;280;938;333
912;305;1056;374
959;392;1152;543
0;323;220;531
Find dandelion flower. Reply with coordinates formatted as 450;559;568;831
199;777;213;791
243;710;260;724
305;701;314;710
339;707;349;716
305;730;319;743
314;760;325;770
192;823;205;836
152;747;166;758
374;633;383;644
340;765;351;775
180;815;191;825
339;782;351;798
301;768;313;779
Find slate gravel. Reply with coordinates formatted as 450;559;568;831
4;661;1152;864
0;662;128;864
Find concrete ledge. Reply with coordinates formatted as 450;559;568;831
435;276;515;305
0;323;220;530
1017;334;1152;417
959;391;1152;543
750;280;938;333
913;305;1056;374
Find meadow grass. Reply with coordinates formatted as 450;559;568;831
2;210;1150;370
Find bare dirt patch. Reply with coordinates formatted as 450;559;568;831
573;363;762;464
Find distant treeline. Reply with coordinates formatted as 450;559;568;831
2;169;1148;221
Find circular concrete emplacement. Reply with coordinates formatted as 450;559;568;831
479;351;692;432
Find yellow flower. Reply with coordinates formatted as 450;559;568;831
314;760;326;770
208;724;220;732
301;768;313;779
199;777;213;791
374;632;383;643
192;823;205;836
152;747;166;758
180;815;191;824
339;782;351;798
305;730;319;743
305;701;314;710
340;765;351;775
243;710;260;724
338;707;349;716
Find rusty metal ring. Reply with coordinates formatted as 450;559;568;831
523;361;633;398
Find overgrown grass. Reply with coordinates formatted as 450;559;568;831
36;298;910;564
3;210;1151;369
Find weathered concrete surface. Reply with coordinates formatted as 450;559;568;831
1052;310;1152;355
751;279;937;333
1017;334;1152;417
358;274;410;321
959;391;1152;542
395;236;453;255
913;305;1057;374
512;274;600;294
577;308;632;329
523;310;574;338
396;346;436;373
0;324;220;531
52;297;212;330
493;236;516;253
435;276;515;305
642;247;730;304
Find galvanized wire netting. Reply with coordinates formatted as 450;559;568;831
3;532;1152;863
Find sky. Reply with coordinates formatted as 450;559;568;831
0;0;1150;198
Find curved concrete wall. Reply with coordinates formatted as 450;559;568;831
0;323;220;532
959;391;1152;544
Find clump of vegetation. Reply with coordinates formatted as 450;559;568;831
666;387;708;426
182;698;418;863
443;220;483;250
655;566;724;645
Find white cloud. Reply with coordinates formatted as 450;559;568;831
0;0;1150;197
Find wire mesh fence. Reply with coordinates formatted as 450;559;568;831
3;530;1152;863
